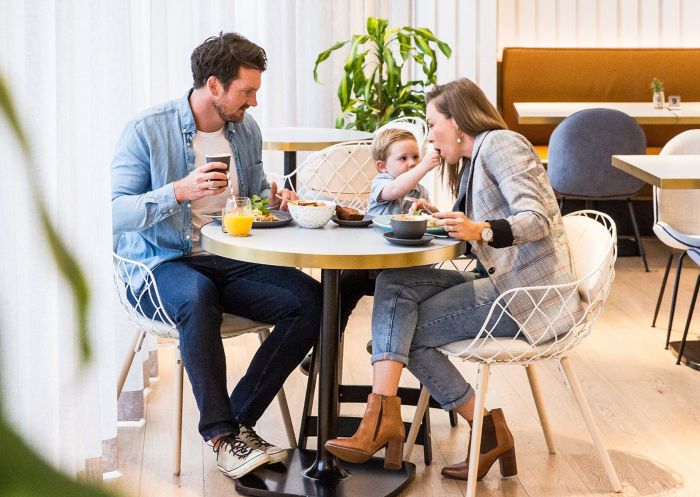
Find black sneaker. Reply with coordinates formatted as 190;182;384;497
213;432;270;479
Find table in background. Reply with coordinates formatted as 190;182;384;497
514;101;700;125
613;154;700;370
262;127;374;189
612;155;700;189
201;221;464;497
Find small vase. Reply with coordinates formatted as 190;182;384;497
653;91;665;109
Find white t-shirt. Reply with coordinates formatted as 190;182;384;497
190;126;238;254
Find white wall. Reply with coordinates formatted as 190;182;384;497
498;0;700;54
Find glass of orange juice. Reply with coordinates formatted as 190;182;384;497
223;197;253;237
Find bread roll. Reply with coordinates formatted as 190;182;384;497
335;205;364;221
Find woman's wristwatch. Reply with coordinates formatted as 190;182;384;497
480;222;493;243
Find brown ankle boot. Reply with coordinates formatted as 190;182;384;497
325;393;405;470
441;408;517;481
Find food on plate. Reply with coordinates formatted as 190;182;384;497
250;194;280;222
393;213;440;228
289;200;326;207
253;210;280;222
335;205;364;221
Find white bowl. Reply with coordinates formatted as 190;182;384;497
288;200;336;228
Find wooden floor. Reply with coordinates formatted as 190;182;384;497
109;238;700;497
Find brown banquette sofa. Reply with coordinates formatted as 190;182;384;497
498;47;700;162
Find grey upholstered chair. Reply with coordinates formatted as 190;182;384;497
548;108;649;271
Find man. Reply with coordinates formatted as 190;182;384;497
112;32;322;480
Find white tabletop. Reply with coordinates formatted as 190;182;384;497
612;155;700;189
668;102;700;124
514;102;684;125
262;127;374;152
200;221;465;270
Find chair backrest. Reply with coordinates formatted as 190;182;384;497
563;211;617;305
447;210;617;363
289;140;376;211
112;252;179;338
654;130;700;235
548;108;647;198
374;117;428;154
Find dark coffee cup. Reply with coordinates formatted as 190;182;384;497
205;153;231;189
390;215;427;239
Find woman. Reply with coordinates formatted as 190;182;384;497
325;78;580;480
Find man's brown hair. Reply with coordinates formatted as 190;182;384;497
191;32;267;90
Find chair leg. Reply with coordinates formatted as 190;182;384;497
525;364;556;454
404;386;430;461
676;273;700;365
559;356;621;492
173;346;184;476
559;197;565;214
652;253;675;327
421;396;433;465
298;344;319;449
117;329;147;399
449;408;459;427
257;330;297;448
627;199;649;272
466;363;491;497
666;252;687;349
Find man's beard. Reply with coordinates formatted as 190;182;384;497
213;99;248;123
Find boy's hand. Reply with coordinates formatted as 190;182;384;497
420;149;441;170
409;198;438;215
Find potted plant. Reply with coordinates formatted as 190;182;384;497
313;17;451;131
651;77;665;109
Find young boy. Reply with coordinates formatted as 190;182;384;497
368;128;440;216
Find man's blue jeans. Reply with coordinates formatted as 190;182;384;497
135;255;322;442
370;267;520;411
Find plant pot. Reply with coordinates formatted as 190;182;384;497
653;91;665;109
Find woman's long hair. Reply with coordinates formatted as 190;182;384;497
426;78;507;197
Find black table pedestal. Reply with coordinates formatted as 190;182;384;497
235;269;415;496
670;340;700;371
235;449;415;497
284;152;297;190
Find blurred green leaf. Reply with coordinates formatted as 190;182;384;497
0;75;115;495
0;75;91;366
0;415;119;497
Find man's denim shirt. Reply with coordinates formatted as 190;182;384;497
112;89;270;289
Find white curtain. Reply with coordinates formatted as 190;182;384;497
0;0;491;481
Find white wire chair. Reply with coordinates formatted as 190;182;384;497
375;116;428;155
113;252;297;476
649;130;700;349
403;210;621;496
268;140;376;211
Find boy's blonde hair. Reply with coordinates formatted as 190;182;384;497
371;128;417;162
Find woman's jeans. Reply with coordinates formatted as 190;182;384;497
371;267;520;411
132;255;322;442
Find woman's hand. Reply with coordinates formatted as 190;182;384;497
432;211;483;240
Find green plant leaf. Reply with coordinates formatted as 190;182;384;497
0;76;30;157
0;75;92;366
313;40;349;83
0;415;119;496
314;17;451;130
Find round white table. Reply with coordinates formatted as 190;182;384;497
201;221;464;497
262;127;374;189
